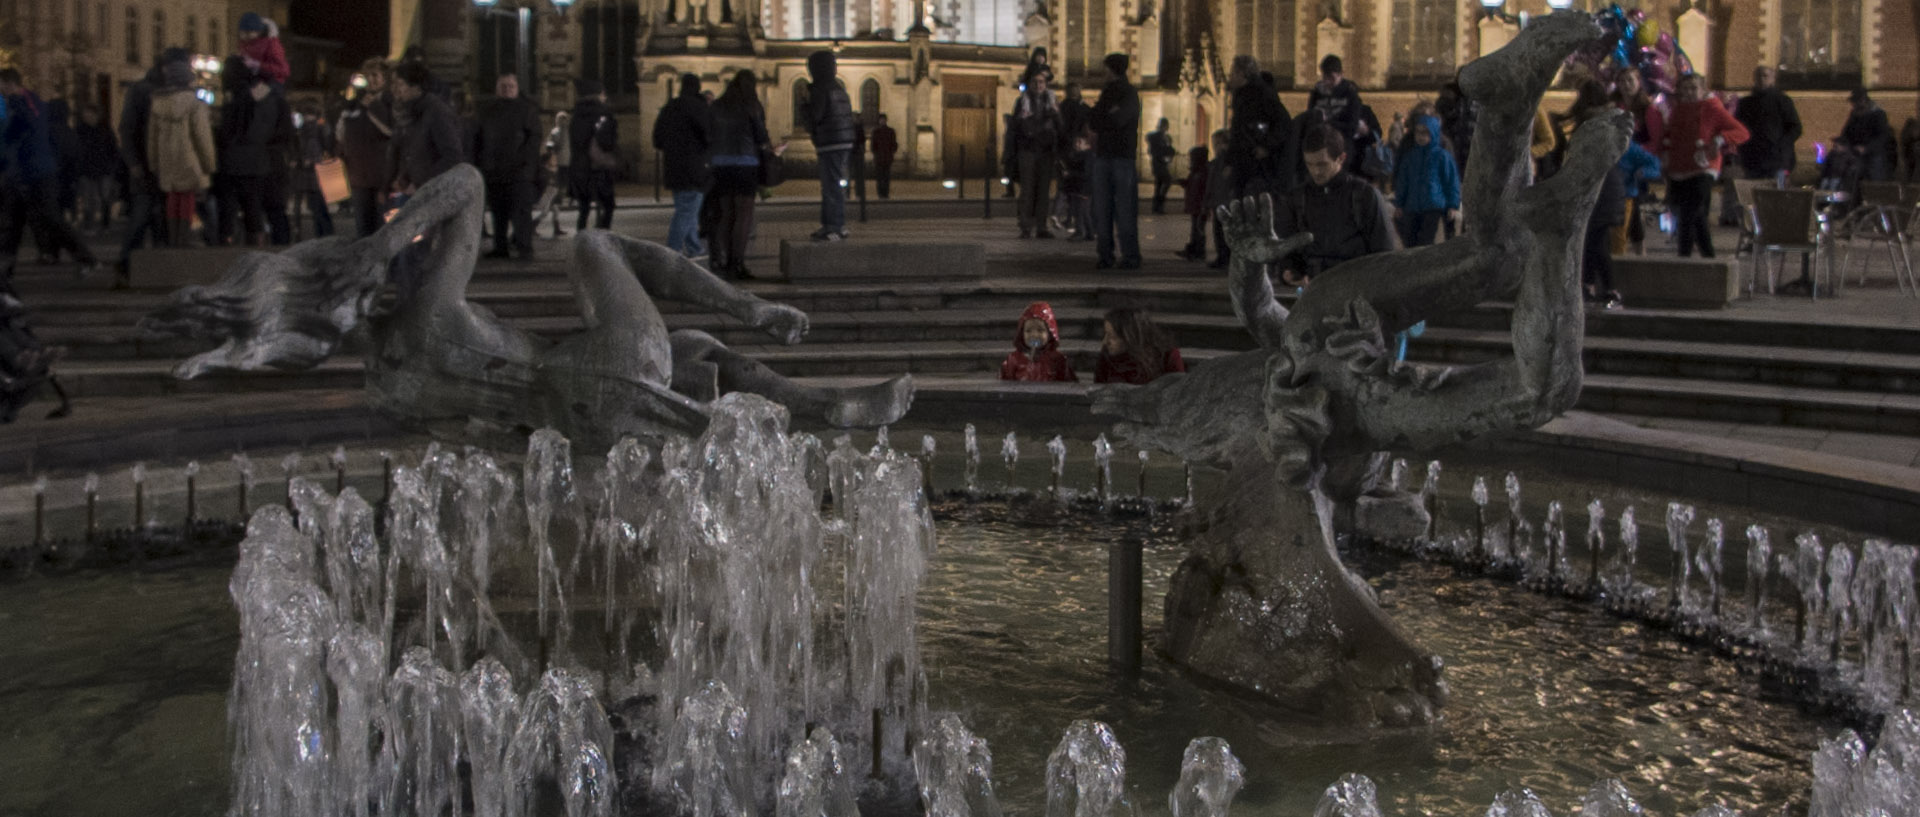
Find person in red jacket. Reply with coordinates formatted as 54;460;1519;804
1647;73;1749;257
237;13;291;88
1094;307;1186;384
1000;301;1077;382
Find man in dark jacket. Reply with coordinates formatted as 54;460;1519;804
388;61;464;197
870;113;898;199
652;73;713;257
337;58;394;238
473;73;543;260
1273;124;1396;286
802;50;856;241
1226;55;1294;200
73;103;119;233
1309;55;1371;176
569;80;619;231
215;58;295;246
1146;117;1175;213
1735;67;1802;187
1012;72;1063;238
0;69;100;286
1088;53;1141;269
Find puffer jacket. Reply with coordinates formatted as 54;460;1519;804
1392;116;1460;214
148;88;217;192
803;51;857;152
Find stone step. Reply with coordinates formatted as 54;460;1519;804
1408;328;1920;395
50;358;366;400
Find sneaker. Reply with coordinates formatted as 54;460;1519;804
836;228;850;240
811;227;846;242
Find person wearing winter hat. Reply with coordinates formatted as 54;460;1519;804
801;50;856;241
236;12;290;88
1087;52;1141;269
146;59;216;248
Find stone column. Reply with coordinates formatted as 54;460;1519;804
1675;6;1713;85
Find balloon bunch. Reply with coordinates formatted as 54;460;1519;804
1563;3;1696;96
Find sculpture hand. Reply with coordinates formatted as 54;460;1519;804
751;302;809;345
1218;194;1291;264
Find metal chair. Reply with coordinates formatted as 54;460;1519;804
1836;181;1917;295
1749;188;1835;299
1730;178;1770;259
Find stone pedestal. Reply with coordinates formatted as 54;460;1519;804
1611;256;1740;308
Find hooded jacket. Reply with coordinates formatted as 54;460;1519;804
803;52;857;152
999;302;1077;382
148;87;217;192
652;89;713;190
237;16;291;85
1227;75;1293;193
1391;116;1460;214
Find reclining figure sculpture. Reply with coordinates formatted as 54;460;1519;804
140;165;914;450
1093;12;1630;725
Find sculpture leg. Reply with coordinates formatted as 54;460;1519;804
668;329;914;428
571;231;806;345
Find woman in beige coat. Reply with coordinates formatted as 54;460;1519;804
146;61;216;247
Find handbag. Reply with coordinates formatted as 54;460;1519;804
588;116;620;171
314;158;351;203
756;146;784;187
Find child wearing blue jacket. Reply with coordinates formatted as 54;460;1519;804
1612;139;1661;254
1391;115;1461;246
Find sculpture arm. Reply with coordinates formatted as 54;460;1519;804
577;232;808;345
1217;194;1310;350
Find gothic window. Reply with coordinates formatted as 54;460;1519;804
151;8;164;65
1387;0;1454;88
125;5;140;66
801;0;846;38
1061;0;1107;81
185;15;196;54
1232;0;1295;87
580;1;641;110
96;1;107;47
476;12;539;92
859;77;881;128
1777;0;1861;88
791;78;811;135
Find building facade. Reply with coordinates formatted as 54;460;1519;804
4;0;234;118
375;0;1920;180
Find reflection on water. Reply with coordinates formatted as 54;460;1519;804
0;509;1841;817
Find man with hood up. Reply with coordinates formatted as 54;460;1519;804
801;50;856;241
998;301;1077;382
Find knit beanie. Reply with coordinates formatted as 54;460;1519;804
238;12;267;32
1102;53;1129;77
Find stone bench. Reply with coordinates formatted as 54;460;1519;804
779;240;983;282
1611;256;1739;309
128;247;258;290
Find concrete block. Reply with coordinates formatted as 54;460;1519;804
128;247;257;290
1611;256;1740;309
779;240;983;282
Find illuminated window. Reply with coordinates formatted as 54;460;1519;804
151;8;164;65
1233;0;1295;87
1388;0;1455;88
1777;0;1861;88
126;5;141;66
859;77;880;128
580;1;640;110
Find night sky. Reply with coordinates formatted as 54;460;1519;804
289;0;392;66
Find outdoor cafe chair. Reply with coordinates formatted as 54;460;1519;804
1748;188;1835;299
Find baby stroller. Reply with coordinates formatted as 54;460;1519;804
1;293;73;423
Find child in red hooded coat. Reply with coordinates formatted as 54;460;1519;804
999;302;1077;382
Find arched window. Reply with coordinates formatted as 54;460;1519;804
151;9;164;65
859;77;881;128
791;78;812;136
185;15;196;54
1778;0;1861;88
1387;0;1455;88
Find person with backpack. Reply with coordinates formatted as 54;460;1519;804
570;80;620;231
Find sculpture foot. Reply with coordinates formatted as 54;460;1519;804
750;302;810;345
823;374;915;428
